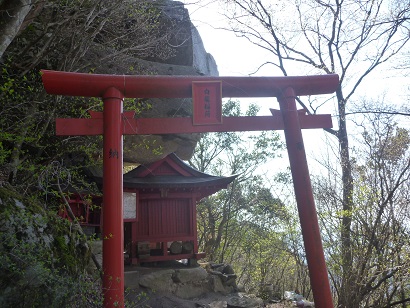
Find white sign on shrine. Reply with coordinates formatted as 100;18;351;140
123;192;137;219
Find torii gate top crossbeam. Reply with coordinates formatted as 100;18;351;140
41;70;338;98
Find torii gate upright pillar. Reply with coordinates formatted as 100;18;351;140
278;87;333;308
102;87;124;307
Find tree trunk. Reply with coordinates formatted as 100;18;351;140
337;90;355;307
0;0;39;59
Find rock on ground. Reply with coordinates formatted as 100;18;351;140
124;261;273;308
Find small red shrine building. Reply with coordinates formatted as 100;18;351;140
61;153;235;265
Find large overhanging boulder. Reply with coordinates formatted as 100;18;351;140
83;42;216;163
79;0;219;164
83;51;208;163
1;0;218;166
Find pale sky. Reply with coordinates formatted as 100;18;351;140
184;1;274;77
182;0;410;175
183;0;409;105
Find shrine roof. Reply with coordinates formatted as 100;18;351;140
123;153;236;189
123;174;236;189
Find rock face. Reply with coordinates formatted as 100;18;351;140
2;0;219;165
0;187;93;307
120;1;219;164
227;294;265;308
137;267;210;299
88;1;219;164
125;262;238;298
123;261;266;308
192;25;219;76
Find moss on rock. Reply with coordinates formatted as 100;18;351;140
0;186;101;307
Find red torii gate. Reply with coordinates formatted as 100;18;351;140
41;70;338;308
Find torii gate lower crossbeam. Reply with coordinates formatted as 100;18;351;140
41;70;337;308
